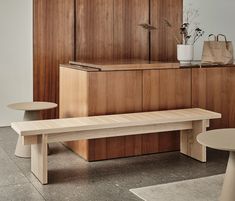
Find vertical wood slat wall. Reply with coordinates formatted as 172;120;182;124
76;0;150;60
151;0;183;61
33;0;75;118
33;0;183;119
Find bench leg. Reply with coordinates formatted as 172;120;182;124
31;135;48;184
180;120;207;162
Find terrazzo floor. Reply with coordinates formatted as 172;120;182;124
0;127;228;201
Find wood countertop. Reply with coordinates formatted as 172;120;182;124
60;59;235;72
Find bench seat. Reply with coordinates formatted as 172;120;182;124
11;108;221;184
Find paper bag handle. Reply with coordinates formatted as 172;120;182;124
217;34;228;42
208;34;217;41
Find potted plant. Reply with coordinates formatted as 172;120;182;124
164;7;204;65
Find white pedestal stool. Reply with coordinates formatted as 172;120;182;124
8;102;57;158
197;129;235;201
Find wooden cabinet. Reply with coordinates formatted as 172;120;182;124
60;66;192;161
60;67;143;161
88;71;143;160
60;65;235;161
143;69;191;110
192;67;235;129
142;69;191;153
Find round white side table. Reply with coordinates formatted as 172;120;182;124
197;129;235;201
8;102;57;158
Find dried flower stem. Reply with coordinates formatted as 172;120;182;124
163;19;181;44
164;5;204;45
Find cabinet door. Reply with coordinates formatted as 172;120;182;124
150;0;183;61
143;69;191;110
143;69;191;153
192;67;235;129
87;71;143;161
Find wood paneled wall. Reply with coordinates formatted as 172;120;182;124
151;0;183;61
33;0;75;119
34;0;183;118
76;0;149;60
76;0;114;60
113;0;149;60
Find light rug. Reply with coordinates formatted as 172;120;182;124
130;174;224;201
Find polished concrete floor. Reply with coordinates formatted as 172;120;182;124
0;127;228;201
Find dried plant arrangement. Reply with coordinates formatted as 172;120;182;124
164;5;204;45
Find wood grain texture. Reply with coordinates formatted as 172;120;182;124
87;71;143;160
34;0;184;160
60;68;193;160
34;0;182;120
192;67;235;129
142;69;192;153
59;69;144;160
150;0;183;61
158;69;192;109
13;108;220;136
157;68;191;152
76;0;150;60
76;0;114;60
180;120;207;162
228;68;235;127
143;68;190;108
59;67;89;118
59;67;89;159
143;69;192;110
68;60;180;71
33;0;74;119
31;135;48;184
12;109;220;184
113;0;149;60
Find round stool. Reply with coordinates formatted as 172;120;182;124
197;129;235;201
8;102;57;158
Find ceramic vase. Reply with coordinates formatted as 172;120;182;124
177;44;194;65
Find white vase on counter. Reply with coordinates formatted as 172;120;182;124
177;44;194;65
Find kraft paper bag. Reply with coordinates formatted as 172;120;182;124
201;34;234;65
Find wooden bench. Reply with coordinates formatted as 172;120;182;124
11;108;221;184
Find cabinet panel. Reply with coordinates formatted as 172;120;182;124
143;69;191;110
150;0;183;61
228;69;235;127
87;71;143;161
192;68;235;129
143;69;191;153
158;69;192;109
59;67;89;159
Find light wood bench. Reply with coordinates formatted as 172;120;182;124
11;108;221;184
